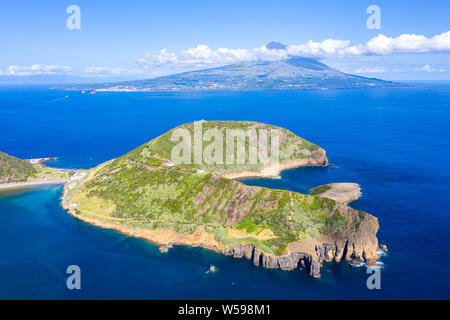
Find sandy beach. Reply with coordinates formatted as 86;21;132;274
222;156;328;179
0;179;68;190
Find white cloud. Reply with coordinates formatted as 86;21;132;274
137;31;450;69
85;66;124;75
287;39;366;57
414;64;448;72
85;66;156;78
287;31;450;57
364;32;450;55
353;67;388;74
138;44;288;69
4;31;449;79
0;64;73;76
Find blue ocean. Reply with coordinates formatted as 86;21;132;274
0;85;449;299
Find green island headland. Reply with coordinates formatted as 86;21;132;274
1;121;385;277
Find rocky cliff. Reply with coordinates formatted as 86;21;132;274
222;201;379;278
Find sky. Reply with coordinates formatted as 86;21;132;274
0;0;449;82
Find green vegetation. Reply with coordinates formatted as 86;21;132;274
0;151;37;183
34;164;73;180
310;184;332;195
126;121;322;175
72;121;372;256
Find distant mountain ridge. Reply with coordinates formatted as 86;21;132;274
66;45;397;91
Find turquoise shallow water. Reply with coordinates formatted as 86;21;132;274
0;85;449;299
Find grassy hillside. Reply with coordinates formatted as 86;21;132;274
72;121;377;257
76;155;369;255
126;121;325;175
310;184;332;195
0;151;37;183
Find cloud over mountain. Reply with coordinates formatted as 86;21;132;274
2;31;449;80
138;45;288;69
137;31;450;70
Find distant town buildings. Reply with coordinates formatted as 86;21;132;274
163;161;175;167
70;171;87;181
67;182;77;189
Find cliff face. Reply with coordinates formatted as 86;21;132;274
222;203;379;278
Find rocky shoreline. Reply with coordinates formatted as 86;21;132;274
61;183;384;278
60;159;384;278
222;237;385;278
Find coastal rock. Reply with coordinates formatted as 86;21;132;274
222;243;254;259
316;243;336;262
333;241;345;262
262;255;279;269
159;244;172;253
345;210;379;261
365;258;378;267
223;243;317;276
350;257;364;266
279;253;305;271
253;250;262;266
309;259;321;278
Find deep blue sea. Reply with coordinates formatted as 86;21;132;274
0;85;449;299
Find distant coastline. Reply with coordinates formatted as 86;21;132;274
58;56;398;92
